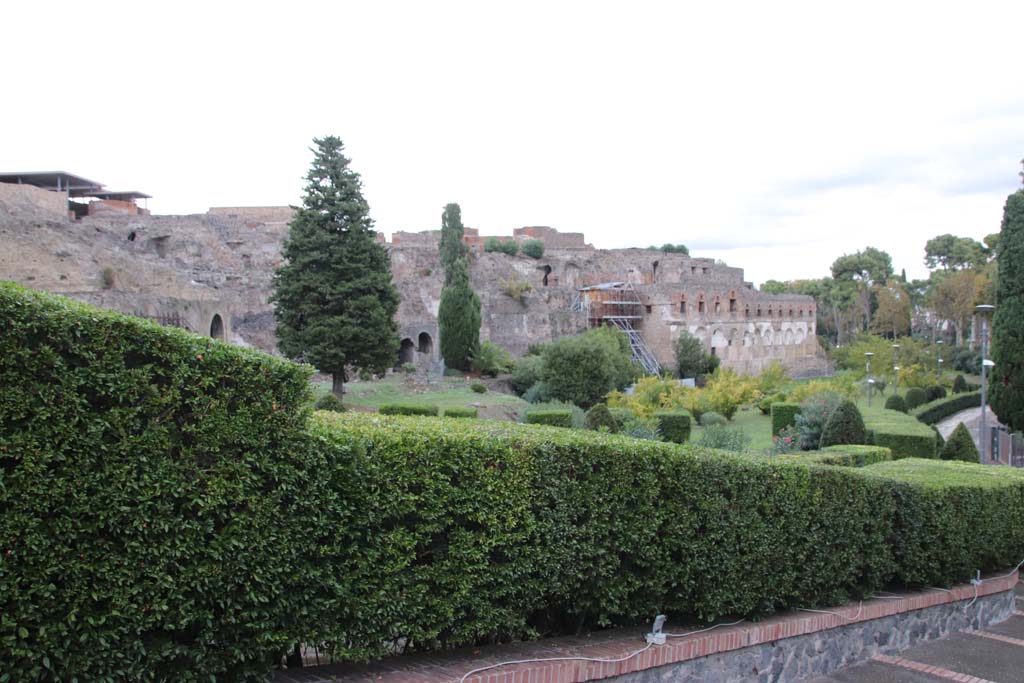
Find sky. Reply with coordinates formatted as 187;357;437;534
3;1;1023;286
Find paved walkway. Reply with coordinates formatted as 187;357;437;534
935;405;996;444
809;584;1024;683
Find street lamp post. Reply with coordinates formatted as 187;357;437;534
865;352;875;407
976;305;995;463
936;339;943;383
892;344;900;396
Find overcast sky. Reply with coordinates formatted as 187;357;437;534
4;1;1022;286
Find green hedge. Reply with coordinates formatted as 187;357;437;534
765;445;892;468
863;407;937;459
444;406;478;418
379;403;440;416
0;283;315;681
862;460;1024;585
653;410;691;444
771;402;800;435
525;409;574;427
912;391;982;425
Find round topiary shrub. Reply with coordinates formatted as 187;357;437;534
584;403;619;432
470;382;488;394
904;387;928;410
952;374;968;394
940;422;979;463
925;385;947;403
885;394;908;413
700;411;727;427
819;400;867;448
314;393;347;412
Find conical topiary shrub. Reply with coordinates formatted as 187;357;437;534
940;422;979;463
884;394;908;413
584;403;619;432
952;374;968;394
819;399;867;448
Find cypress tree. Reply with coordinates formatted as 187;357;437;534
271;136;399;399
438;257;481;370
991;190;1024;431
439;203;468;284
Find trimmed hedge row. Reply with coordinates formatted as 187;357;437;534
912;391;982;425
771;402;800;435
379;403;440;416
863;407;937;459
525;409;574;427
653;410;691;443
761;445;892;468
0;283;315;681
444;406;478;418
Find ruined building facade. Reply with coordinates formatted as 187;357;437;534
0;182;828;377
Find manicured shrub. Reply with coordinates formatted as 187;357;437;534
818;445;892;467
653;410;692;443
521;238;545;259
525;408;574;428
952;374;968;393
444;406;478;418
795;392;844;450
315;392;347;412
700;411;727;427
585;403;619;432
912;391;982;425
541;327;640;408
608;406;635;428
470;382;488;394
0;284;315;681
884;394;908;413
510;355;544;395
863;407;938;459
933;425;945;451
771;402;801;436
819;400;867;448
925;385;947;402
904;387;928;410
379;403;440;416
698;424;751;452
940;423;979;463
759;392;787;415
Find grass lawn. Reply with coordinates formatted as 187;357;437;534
312;373;528;418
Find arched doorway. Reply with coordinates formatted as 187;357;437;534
398;338;416;366
417;331;433;356
210;314;224;340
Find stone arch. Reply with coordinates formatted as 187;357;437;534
784;329;795;345
209;314;224;341
728;329;739;347
711;328;728;348
714;296;722;315
794;328;806;345
539;264;552;287
417;331;433;355
697;293;707;314
694;326;708;342
563;262;582;288
762;328;774;346
398;338;416;365
743;331;753;347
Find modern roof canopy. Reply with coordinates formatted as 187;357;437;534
0;171;148;201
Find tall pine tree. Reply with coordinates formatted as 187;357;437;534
271;136;399;399
438;256;481;370
990;188;1024;431
439;203;468;284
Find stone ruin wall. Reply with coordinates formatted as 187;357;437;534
0;185;828;376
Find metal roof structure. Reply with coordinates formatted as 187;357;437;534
88;190;152;200
0;171;149;202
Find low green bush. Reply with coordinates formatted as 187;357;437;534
771;402;801;435
608;406;635;428
470;382;488;394
510;355;544;395
818;445;893;467
940;423;979;462
925;385;947;402
315;392;347;412
444;406;478;418
863;407;937;459
819;400;867;448
585;403;619;432
0;283;315;681
912;391;982;425
700;411;727;426
379;403;440;416
653;410;692;443
884;394;908;413
698;424;751;452
521;238;545;259
904;387;928;410
525;409;574;427
952;374;969;393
